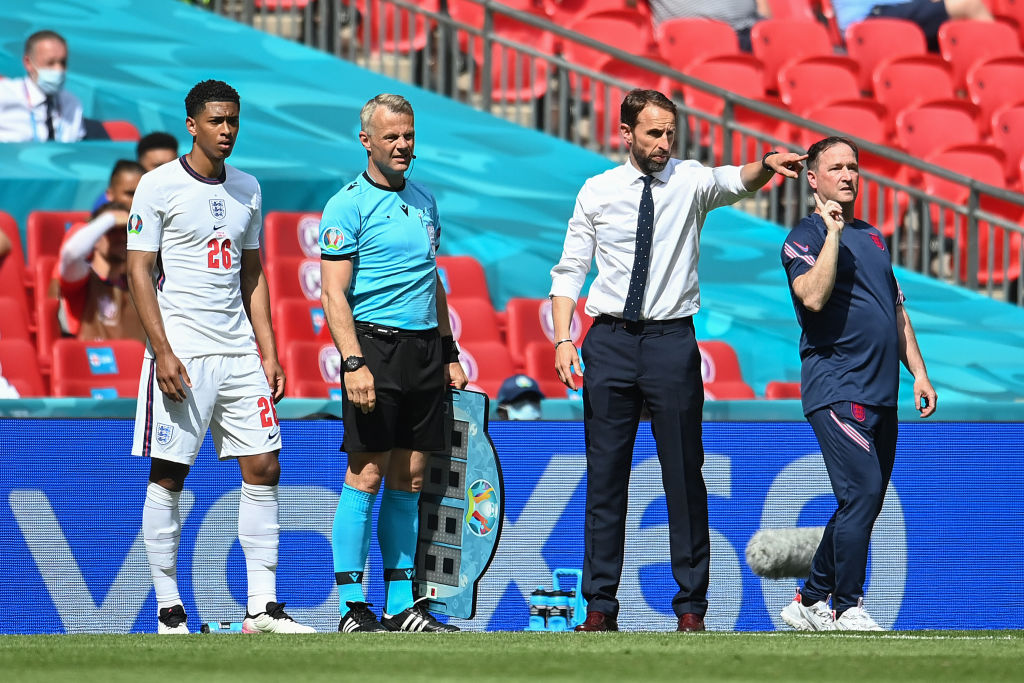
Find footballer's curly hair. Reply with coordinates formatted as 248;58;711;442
185;80;240;119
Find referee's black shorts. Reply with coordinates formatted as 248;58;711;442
341;321;447;454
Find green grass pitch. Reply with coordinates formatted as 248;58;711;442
2;631;1023;682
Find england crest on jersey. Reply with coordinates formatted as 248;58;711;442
209;199;226;220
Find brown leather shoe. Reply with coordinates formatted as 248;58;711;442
677;614;705;632
574;611;618;632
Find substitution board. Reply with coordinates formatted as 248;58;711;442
414;389;503;619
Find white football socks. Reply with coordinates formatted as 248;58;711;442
239;482;280;615
143;482;183;610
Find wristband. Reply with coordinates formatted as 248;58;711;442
762;150;779;171
442;335;461;364
554;338;574;350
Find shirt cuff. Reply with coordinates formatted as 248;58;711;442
549;276;583;302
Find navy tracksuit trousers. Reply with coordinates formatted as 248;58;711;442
804;400;898;614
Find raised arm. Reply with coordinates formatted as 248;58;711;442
241;248;284;402
897;304;936;418
792;195;844;312
321;257;374;413
126;249;191;402
740;151;807;191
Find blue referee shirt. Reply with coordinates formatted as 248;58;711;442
781;213;905;415
319;172;441;330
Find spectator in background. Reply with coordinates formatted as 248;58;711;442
646;0;771;52
0;30;85;143
136;131;179;172
92;159;145;211
832;0;993;50
496;374;544;420
55;202;146;342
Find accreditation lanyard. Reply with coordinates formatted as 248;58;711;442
22;79;61;142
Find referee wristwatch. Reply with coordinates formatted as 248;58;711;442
342;356;366;372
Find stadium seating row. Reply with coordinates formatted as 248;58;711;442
0;210;792;400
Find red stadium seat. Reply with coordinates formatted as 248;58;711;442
31;255;59;345
697;340;755;400
937;19;1021;90
777;55;863;117
51;339;145;398
263;211;323;262
994;0;1024;44
0;339;46;396
845;18;928;92
563;10;660;97
275;297;330;352
284;340;341;398
265;257;321;313
101;120;141;142
472;16;556;103
446;297;502;345
504;297;590;369
543;0;648;27
35;297;61;381
0;210;25;268
797;99;887;148
765;380;801;399
966;55;1024;136
682;55;782;166
922;145;1018;285
896;100;982;164
0;297;30;342
26;210;89;268
456;340;516;398
656;18;740;72
347;0;441;54
0;239;30;332
991;103;1024;184
523;340;579;398
435;255;491;304
750;18;834;92
872;55;956;134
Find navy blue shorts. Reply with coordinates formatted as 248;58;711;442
871;0;950;48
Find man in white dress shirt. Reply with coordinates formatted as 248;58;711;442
0;30;85;143
550;89;805;632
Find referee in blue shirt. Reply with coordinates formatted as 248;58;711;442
780;136;936;632
319;94;467;633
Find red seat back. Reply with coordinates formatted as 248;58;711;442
263;211;323;262
845;18;927;92
26;210;89;267
51;338;145;397
0;339;46;396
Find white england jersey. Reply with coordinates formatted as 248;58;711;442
127;156;262;358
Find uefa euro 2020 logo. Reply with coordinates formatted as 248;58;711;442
321;227;344;252
465;479;498;537
128;214;143;235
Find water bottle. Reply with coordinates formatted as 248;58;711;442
200;621;244;633
527;586;547;631
547;590;571;631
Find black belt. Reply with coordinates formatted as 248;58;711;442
593;314;693;332
354;321;436;339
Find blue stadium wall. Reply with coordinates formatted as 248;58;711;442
2;418;1022;633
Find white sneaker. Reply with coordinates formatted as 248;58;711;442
242;601;316;634
834;598;884;631
780;589;835;631
157;605;189;634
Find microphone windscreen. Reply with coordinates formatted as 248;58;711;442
745;527;826;579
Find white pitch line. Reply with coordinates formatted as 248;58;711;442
719;632;1018;641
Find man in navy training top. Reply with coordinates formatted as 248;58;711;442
779;136;937;632
319;93;468;633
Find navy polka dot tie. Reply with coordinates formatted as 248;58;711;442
623;175;654;322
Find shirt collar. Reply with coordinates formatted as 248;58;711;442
621;158;672;186
22;77;46;107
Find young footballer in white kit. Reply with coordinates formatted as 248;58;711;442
127;79;314;635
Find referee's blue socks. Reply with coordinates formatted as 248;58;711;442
333;484;375;609
378;487;420;615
